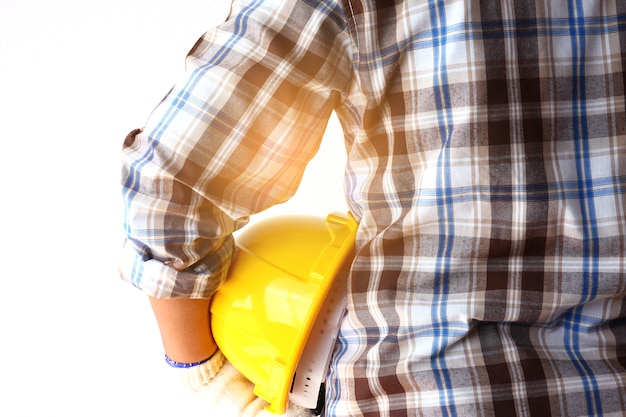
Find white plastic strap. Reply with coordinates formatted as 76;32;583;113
288;266;348;409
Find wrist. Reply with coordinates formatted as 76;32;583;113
174;350;227;392
149;296;217;364
164;348;219;368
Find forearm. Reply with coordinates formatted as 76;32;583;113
149;296;217;363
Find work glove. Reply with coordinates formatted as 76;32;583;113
175;350;315;417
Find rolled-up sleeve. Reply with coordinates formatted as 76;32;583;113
120;0;353;298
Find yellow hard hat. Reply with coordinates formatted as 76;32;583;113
210;212;358;414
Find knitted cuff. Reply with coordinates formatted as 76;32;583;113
177;350;226;392
174;355;315;417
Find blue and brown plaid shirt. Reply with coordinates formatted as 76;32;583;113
121;0;626;415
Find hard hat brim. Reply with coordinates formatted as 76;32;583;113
210;212;358;414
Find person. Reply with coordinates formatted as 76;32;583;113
120;0;626;415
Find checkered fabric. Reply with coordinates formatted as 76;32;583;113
121;1;626;415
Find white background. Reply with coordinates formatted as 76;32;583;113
0;1;348;415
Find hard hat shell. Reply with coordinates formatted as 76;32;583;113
210;212;357;414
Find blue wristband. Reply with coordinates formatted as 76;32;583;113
164;349;218;368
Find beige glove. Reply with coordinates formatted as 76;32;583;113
175;350;315;417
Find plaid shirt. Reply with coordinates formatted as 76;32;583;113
121;0;626;415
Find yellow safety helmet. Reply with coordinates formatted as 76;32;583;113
210;212;358;414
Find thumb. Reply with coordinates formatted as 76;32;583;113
195;359;268;417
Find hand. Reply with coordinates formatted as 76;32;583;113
178;352;315;417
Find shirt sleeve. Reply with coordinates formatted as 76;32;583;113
119;0;353;298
